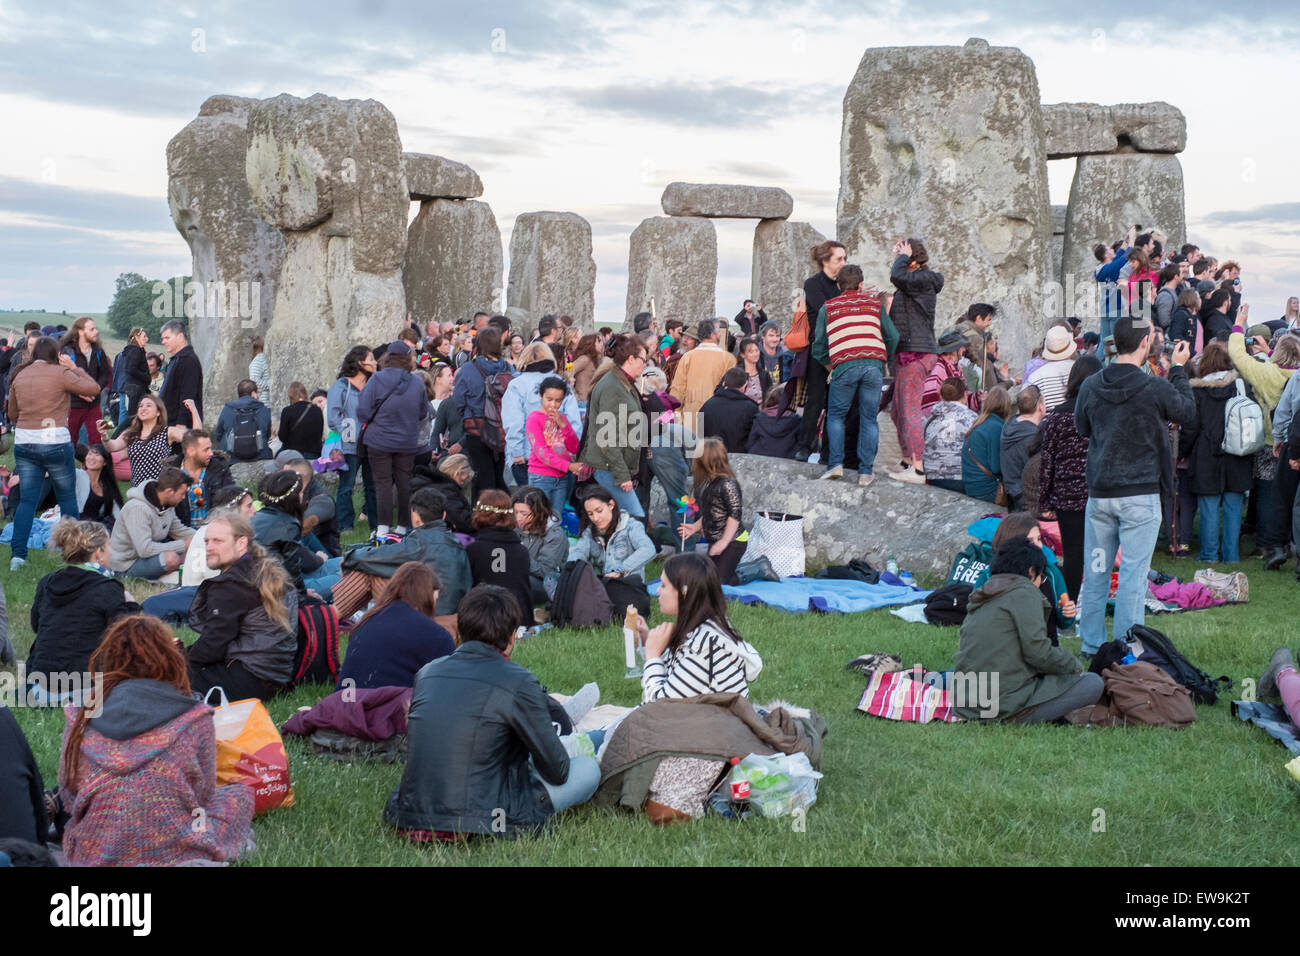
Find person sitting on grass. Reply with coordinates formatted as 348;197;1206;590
569;484;656;615
952;541;1101;724
29;519;139;703
969;512;1077;646
512;485;569;605
383;584;601;840
633;552;763;702
467;489;535;625
186;513;298;701
57;615;254;866
0;707;47;844
337;561;455;691
251;469;321;595
107;466;195;580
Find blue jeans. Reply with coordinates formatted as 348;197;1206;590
594;469;645;518
10;442;79;560
537;754;601;814
1078;493;1162;654
1197;492;1243;562
128;553;173;579
648;446;690;539
511;461;531;488
528;473;574;517
142;586;199;624
337;452;377;531
825;364;883;472
303;556;344;596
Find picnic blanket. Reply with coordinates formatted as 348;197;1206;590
0;514;57;550
856;669;963;724
1231;700;1300;756
648;576;929;614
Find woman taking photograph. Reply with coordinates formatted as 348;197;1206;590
102;394;200;486
676;437;746;586
358;339;430;537
569;484;656;615
57;615;254;866
512;485;569;604
887;237;945;484
337;561;456;690
5;336;102;571
633;552;763;702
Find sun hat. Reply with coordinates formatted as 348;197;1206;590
1043;325;1078;361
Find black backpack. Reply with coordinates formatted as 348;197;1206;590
292;599;341;688
550;560;614;629
463;359;513;453
923;583;971;626
230;404;263;460
1123;624;1231;705
1088;639;1131;676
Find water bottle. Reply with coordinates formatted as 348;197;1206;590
899;571;916;588
886;555;899;575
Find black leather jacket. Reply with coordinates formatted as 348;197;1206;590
889;254;945;354
383;641;570;837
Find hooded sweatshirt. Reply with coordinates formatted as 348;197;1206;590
1073;361;1194;498
641;619;764;702
60;678;253;866
29;566;139;675
108;480;194;571
999;416;1041;497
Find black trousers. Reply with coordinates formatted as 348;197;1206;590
189;659;285;703
369;450;414;530
797;355;828;450
463;434;506;501
710;539;749;586
1056;508;1086;602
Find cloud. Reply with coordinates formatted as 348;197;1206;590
0;176;174;234
560;81;823;128
1197;202;1300;228
713;160;793;182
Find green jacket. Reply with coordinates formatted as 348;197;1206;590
580;367;643;483
953;574;1082;721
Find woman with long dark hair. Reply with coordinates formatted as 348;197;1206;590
466;489;535;624
327;344;378;532
887;237;945;484
101;393;198;486
569;484;656;615
337;561;455;690
633;552;763;701
677;437;746;585
512;485;569;603
78;442;124;530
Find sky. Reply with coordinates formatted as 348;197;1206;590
1;0;1297;328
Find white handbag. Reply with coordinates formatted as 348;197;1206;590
740;511;805;578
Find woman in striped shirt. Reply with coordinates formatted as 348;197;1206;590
636;552;763;703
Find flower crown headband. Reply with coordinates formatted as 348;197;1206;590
474;503;512;515
261;477;301;506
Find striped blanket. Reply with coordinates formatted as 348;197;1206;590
856;669;963;724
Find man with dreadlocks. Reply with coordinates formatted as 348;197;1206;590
186;512;299;701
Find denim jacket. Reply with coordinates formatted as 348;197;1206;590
568;512;656;577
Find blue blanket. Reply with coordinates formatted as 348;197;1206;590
0;516;56;551
1231;700;1300;755
648;577;929;614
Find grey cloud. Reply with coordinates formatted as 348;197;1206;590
1198;203;1300;228
713;160;793;182
562;81;824;128
0;177;174;235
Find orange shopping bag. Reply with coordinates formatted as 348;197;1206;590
206;687;295;815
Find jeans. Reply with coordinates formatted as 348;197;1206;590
648;446;690;539
128;553;173;579
528;473;575;517
927;477;965;494
141;586;199;624
511;461;530;488
594;469;645;518
10;442;79;560
1078;493;1162;654
303;556;344;596
1197;492;1243;562
537;754;601;814
337;452;377;531
825;364;883;472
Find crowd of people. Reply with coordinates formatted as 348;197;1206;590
1;217;1298;863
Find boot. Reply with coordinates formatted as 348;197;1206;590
1258;646;1296;704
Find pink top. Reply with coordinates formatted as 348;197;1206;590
526;409;579;478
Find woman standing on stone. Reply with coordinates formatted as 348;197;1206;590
887;237;944;485
794;240;846;461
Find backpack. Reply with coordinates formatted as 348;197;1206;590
1221;378;1266;456
230;404;263;460
946;541;993;587
111;351;127;394
550;560;614;629
463;359;513;453
291;600;341;688
1099;661;1196;728
1123;624;1231;705
923;583;971;626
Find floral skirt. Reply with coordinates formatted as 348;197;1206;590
889;352;939;460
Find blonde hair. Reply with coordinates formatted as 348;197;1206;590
52;519;110;564
205;514;293;633
517;342;556;368
438;453;474;486
1272;335;1300;369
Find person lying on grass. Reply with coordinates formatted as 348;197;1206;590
384;584;601;840
1258;646;1300;732
952;541;1101;724
633;552;763;703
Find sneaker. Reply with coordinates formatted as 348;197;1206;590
1258;646;1295;704
858;473;875;487
889;465;925;485
819;465;844;481
9;557;26;572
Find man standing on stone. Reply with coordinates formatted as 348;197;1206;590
794;240;847;462
1074;317;1194;658
159;319;203;431
734;300;767;339
811;264;897;486
956;303;1001;395
669;319;736;419
59;316;111;445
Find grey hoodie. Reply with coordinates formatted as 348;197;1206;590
999;416;1041;497
90;679;195;740
108;481;195;571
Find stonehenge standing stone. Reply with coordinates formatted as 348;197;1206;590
405;199;503;328
751;219;827;330
838;38;1052;363
242;93;408;400
1043;102;1186;159
1061;153;1186;311
167;95;286;413
661;182;793;220
507;212;596;330
1049;204;1066;288
625;216;717;329
403;152;483;200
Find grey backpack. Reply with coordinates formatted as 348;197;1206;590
1221;378;1266;457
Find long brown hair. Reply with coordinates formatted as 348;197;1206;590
61;615;191;790
358;561;440;628
661;552;743;653
119;395;168;444
992;512;1039;549
691;436;735;488
971;385;1014;429
206;514;293;632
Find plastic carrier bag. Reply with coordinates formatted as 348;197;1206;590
734;752;823;818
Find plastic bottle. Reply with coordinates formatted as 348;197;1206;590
899;571;916;588
886;555;899;575
729;756;751;809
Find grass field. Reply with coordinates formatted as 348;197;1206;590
4;480;1300;866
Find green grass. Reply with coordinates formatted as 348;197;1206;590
4;486;1300;865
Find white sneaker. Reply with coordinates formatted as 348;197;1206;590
889;466;925;485
819;465;844;480
9;557;27;572
858;473;875;487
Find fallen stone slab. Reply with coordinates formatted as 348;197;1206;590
403;152;483;200
661;182;793;220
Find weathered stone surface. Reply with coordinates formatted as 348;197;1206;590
729;452;991;584
405;199;503;328
403;152;483;200
505;306;533;334
240;93;408;395
507;211;596;330
1061;153;1186;311
167;95;285;415
661;182;793;220
1043;102;1186;158
228;458;338;494
625;216;716;329
751;219;826;330
1049;204;1067;287
839;38;1052;363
